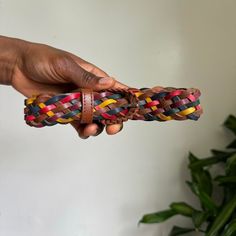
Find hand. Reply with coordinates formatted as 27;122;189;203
0;36;128;138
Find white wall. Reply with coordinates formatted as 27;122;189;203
0;1;236;236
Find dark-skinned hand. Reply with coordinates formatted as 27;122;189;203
0;36;128;138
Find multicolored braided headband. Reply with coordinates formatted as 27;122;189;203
24;87;203;128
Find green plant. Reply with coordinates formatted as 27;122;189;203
139;115;236;236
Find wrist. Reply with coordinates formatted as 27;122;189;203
0;36;27;85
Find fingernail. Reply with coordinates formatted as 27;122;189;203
93;128;101;136
119;124;124;132
98;77;114;85
79;134;89;139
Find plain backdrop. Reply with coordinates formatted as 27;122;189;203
0;1;236;236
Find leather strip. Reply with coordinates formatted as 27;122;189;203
80;89;94;124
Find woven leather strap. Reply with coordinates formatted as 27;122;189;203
24;87;203;128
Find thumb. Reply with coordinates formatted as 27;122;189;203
64;59;115;90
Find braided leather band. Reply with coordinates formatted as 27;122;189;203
24;87;202;128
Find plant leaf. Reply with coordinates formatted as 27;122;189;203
189;182;218;215
192;210;209;229
139;209;177;224
206;194;236;236
169;226;195;236
223;186;236;206
221;218;236;236
224;115;236;135
188;153;213;197
211;149;229;155
189;152;236;169
215;175;236;185
226;153;236;176
227;139;236;149
170;202;195;217
191;167;213;196
188;152;199;163
186;181;197;195
189;156;223;169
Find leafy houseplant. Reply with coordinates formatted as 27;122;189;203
139;115;236;236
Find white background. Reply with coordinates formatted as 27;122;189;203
0;1;236;236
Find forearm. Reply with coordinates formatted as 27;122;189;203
0;36;25;85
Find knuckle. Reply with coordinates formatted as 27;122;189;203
52;55;73;77
81;69;97;86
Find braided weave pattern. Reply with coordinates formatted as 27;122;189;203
24;87;202;128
